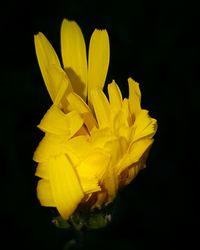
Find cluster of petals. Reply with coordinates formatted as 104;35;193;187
33;19;157;219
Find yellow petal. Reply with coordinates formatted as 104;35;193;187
108;80;122;113
67;92;90;113
90;88;111;128
104;137;128;166
90;128;114;148
38;105;83;137
121;98;132;126
37;179;56;207
33;133;65;163
120;145;151;187
103;162;118;203
93;191;108;208
34;32;61;101
66;92;97;133
124;164;140;185
127;138;153;164
47;65;72;108
113;98;131;131
117;138;153;175
65;136;91;162
118;125;131;141
35;162;49;179
49;154;84;219
88;29;110;104
119;163;140;187
80;178;101;194
131;110;157;141
128;77;141;121
77;151;110;193
103;138;128;200
61;19;87;100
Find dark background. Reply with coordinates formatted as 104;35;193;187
1;0;199;249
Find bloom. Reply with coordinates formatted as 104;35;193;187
33;19;157;220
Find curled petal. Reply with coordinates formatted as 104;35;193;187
67;92;97;133
131;110;157;141
47;65;72;108
38;105;83;137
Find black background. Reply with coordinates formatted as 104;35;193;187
1;0;199;249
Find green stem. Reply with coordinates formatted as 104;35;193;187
63;216;85;249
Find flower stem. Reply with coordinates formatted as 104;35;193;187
63;215;85;249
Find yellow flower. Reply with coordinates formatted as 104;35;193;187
33;19;157;220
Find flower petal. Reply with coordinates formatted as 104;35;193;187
121;98;132;126
34;32;61;101
117;138;153;175
64;136;91;161
61;19;87;100
125;164;140;185
128;77;141;121
88;29;110;104
90;128;116;152
37;179;56;207
49;154;84;219
104;137;128;166
47;65;72;108
93;191;108;208
128;138;153;163
90;88;111;129
131;110;157;141
66;92;97;133
103;162;118;203
35;161;49;179
119;163;140;187
103;137;128;200
38;105;83;137
77;151;110;193
113;98;131;131
120;145;151;187
108;80;122;114
33;133;65;163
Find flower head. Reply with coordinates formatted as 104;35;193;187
33;19;157;220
